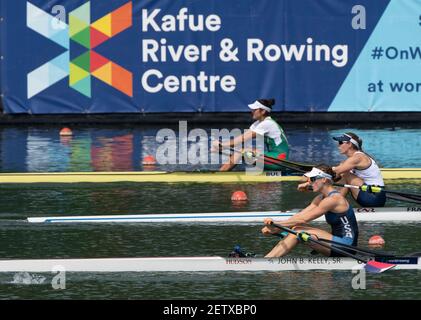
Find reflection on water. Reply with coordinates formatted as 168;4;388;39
1;125;421;172
0;124;421;299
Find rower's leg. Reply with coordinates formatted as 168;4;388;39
219;152;242;171
265;226;336;257
293;226;334;256
264;233;299;258
342;172;365;200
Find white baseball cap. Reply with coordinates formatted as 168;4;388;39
248;100;272;112
304;167;333;180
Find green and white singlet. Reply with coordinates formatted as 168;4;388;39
249;116;289;170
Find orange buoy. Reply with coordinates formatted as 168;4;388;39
60;128;73;136
231;191;248;201
368;235;385;246
142;155;157;166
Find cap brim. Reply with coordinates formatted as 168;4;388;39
332;135;350;142
304;173;316;178
248;103;260;110
303;168;318;178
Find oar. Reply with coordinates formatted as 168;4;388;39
268;222;396;273
273;232;397;258
227;147;421;203
316;238;396;258
221;145;421;204
220;146;313;173
254;152;421;205
334;183;421;204
259;153;313;173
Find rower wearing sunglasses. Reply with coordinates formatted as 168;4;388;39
331;132;386;207
262;165;359;258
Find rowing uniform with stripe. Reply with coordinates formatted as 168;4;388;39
351;151;386;207
324;191;359;257
249;116;289;170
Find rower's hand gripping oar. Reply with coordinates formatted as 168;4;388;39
267;222;396;273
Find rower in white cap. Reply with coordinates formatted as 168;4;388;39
262;164;359;258
212;99;289;171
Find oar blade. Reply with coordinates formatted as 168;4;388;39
386;193;421;205
364;260;396;273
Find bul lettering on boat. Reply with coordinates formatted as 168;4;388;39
265;171;283;177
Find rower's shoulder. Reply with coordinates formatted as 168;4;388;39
319;193;344;209
323;191;348;205
352;151;373;160
349;151;370;164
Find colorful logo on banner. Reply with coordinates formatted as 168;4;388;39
26;1;133;99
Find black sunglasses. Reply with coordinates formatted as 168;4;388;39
309;176;322;182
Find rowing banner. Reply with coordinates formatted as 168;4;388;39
1;0;421;113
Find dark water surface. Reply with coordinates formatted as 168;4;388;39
0;182;420;299
0;124;420;299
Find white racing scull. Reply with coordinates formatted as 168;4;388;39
0;256;420;273
27;207;421;224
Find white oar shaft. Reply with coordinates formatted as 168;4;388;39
342;184;360;190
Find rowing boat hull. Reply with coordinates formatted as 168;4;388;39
27;207;421;224
0;256;419;272
1;168;421;183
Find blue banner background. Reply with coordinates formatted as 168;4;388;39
4;0;418;114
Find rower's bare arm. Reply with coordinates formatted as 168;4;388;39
275;200;323;227
333;156;361;175
211;130;256;152
263;192;323;228
221;130;255;148
285;197;336;225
